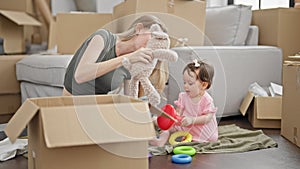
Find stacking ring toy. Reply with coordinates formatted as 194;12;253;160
173;146;196;156
169;131;192;145
171;154;192;164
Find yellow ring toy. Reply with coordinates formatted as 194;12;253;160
168;131;192;145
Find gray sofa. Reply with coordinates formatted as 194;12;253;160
16;5;282;117
165;5;282;117
167;46;282;117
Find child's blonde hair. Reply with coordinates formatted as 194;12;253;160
183;60;214;89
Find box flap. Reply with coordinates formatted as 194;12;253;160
239;92;255;116
0;10;41;26
4;99;39;143
40;100;155;148
256;96;282;120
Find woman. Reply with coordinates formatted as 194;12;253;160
63;15;169;96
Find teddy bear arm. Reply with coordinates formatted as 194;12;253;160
121;57;132;70
152;49;178;62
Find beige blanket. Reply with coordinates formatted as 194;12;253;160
148;124;278;155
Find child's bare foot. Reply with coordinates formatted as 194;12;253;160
149;130;170;147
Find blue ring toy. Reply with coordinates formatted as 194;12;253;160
171;154;192;164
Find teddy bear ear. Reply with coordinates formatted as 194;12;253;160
150;24;162;32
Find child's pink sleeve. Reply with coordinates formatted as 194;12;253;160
174;93;184;110
202;99;217;115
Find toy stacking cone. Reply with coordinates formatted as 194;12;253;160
157;104;181;130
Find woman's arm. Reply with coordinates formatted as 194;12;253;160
75;35;153;84
74;35;123;84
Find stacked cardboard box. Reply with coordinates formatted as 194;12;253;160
281;60;300;147
112;0;206;46
0;0;52;44
56;13;112;54
0;55;27;123
0;0;35;15
252;8;300;61
0;0;42;54
52;0;206;52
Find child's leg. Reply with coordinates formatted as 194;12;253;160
149;130;170;147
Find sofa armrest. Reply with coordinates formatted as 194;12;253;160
245;25;259;45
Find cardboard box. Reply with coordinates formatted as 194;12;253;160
0;55;26;123
5;95;155;169
281;61;300;147
0;10;41;54
0;55;27;94
96;0;124;13
0;0;35;15
0;94;21;123
56;12;112;54
0;0;51;45
252;8;300;61
112;0;206;46
240;92;282;129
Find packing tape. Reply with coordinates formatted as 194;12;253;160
168;0;175;13
297;67;300;89
294;127;298;145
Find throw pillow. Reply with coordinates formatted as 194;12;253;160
204;5;252;46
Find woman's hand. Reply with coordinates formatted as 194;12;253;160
127;48;153;64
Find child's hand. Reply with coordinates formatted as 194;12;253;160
181;116;194;127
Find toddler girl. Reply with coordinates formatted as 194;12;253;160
149;59;218;146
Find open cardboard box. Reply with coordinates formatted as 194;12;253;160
0;10;41;54
281;61;300;147
0;0;35;15
5;94;155;169
240;91;282;129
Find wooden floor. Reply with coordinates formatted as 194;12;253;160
1;115;300;169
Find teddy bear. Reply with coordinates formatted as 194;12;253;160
122;24;178;106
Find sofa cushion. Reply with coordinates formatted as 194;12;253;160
16;54;73;87
204;5;252;46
